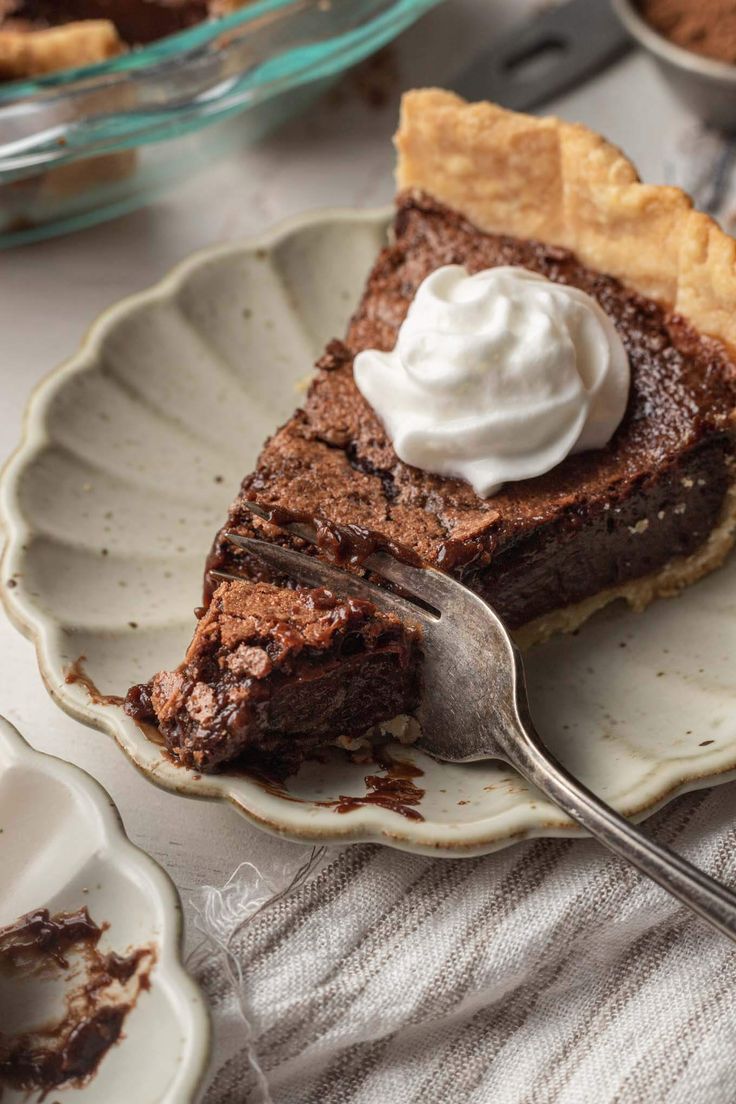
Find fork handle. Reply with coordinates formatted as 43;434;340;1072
502;708;736;943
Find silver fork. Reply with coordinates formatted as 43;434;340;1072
218;505;736;943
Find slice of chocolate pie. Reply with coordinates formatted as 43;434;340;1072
208;90;736;644
130;90;736;775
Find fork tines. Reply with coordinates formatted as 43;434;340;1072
219;531;435;624
232;499;453;612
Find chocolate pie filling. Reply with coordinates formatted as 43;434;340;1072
126;580;421;773
206;192;736;630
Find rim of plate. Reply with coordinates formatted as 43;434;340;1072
2;206;736;858
0;715;211;1102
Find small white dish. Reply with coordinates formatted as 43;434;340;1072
0;716;210;1102
2;209;736;857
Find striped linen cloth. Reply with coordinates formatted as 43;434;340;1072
190;781;736;1104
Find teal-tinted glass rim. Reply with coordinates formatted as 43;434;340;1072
0;0;442;176
1;0;314;100
0;0;436;101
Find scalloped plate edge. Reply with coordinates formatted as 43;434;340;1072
2;207;736;858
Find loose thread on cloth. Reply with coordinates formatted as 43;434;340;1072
188;846;329;1102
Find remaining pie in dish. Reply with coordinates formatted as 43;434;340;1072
0;1;254;233
128;90;736;774
0;14;123;80
0;0;249;80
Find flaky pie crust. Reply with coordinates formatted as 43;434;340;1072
396;89;736;359
395;89;736;639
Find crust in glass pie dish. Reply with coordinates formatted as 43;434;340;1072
0;0;258;78
0;19;123;80
0;14;137;213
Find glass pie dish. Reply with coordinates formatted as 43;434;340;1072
0;0;440;247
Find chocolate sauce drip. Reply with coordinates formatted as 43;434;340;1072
326;747;426;821
64;657;124;707
0;1007;128;1096
260;504;421;569
241;744;425;820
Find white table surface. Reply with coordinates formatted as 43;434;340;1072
0;0;699;985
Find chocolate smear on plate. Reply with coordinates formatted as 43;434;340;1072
0;906;154;1099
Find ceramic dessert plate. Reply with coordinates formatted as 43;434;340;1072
2;209;736;857
0;716;209;1101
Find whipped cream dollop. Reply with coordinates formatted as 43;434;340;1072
353;265;630;497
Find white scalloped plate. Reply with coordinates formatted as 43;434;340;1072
0;716;209;1101
2;208;736;857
